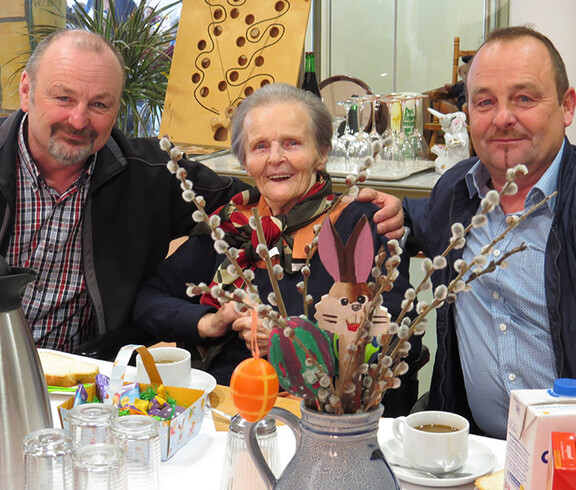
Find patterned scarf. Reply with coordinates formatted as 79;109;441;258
200;172;337;307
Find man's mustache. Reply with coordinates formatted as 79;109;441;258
51;123;97;141
488;130;526;140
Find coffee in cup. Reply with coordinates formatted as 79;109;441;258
416;423;459;433
136;347;191;388
392;411;469;474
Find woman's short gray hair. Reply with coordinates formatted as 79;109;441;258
230;83;332;165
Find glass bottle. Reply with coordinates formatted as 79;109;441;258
301;52;321;97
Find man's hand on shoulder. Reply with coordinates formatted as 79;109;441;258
356;188;404;239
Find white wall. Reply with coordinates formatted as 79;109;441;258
509;0;576;141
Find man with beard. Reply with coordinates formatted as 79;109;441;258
0;29;248;355
385;26;576;439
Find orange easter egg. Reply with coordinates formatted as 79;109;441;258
230;357;279;422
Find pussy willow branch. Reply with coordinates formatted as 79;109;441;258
251;208;288;319
363;190;553;410
300;173;363;316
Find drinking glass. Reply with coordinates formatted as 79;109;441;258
111;415;161;490
350;95;369;141
72;443;128;490
69;404;118;448
360;94;384;144
24;428;73;490
336;99;357;147
378;94;405;174
408;93;430;162
347;133;373;173
328;116;348;172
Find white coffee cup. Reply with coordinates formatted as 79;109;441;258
136;347;191;388
392;410;469;474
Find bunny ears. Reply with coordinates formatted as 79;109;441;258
317;215;374;284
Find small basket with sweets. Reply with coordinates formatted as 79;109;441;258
58;344;207;460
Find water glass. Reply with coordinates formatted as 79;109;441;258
72;443;128;490
221;415;280;490
23;428;73;490
111;415;161;490
69;404;118;448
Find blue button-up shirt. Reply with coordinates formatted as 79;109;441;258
453;144;563;439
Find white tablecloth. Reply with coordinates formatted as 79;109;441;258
49;356;506;489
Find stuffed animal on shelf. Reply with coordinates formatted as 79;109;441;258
428;107;470;175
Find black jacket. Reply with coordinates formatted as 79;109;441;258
133;201;423;415
0;110;247;355
403;139;576;433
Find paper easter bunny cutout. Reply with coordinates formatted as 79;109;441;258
314;216;390;344
428;107;470;175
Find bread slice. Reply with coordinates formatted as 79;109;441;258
39;351;99;387
475;469;504;490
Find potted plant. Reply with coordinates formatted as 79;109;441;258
10;0;180;137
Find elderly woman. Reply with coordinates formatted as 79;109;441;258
133;83;420;415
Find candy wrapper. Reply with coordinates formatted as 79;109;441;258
73;384;89;406
59;344;208;460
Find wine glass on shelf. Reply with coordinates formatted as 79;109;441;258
347;133;372;174
345;97;372;173
378;94;405;174
328;116;348;173
336;99;357;148
361;94;384;145
350;95;370;142
400;94;418;166
407;93;430;164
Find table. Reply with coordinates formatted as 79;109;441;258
49;356;505;489
195;151;441;200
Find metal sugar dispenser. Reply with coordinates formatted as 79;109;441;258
221;415;280;490
0;255;53;489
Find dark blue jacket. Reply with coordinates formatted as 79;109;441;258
403;139;576;432
133;201;422;415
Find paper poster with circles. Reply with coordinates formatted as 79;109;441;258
160;0;312;149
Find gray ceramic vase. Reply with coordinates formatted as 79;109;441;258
245;402;400;489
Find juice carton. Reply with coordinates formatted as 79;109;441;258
504;379;576;490
546;432;576;490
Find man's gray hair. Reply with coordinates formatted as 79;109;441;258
230;83;332;165
26;29;126;89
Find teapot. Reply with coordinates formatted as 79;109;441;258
0;255;53;489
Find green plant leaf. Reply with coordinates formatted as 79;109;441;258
7;0;181;137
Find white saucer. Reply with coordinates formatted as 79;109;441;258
187;368;217;394
125;368;217;394
380;438;496;487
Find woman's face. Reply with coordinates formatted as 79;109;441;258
243;102;327;215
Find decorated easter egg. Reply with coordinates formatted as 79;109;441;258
268;316;336;399
230;357;279;422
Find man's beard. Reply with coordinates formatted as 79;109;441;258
48;123;97;166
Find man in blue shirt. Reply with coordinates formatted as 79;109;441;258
397;26;576;439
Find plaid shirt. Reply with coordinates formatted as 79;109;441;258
5;116;96;352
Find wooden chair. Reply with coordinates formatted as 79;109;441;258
319;75;372;117
452;36;477;85
424;37;477;155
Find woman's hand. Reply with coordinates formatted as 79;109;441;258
232;316;271;356
197;302;247;338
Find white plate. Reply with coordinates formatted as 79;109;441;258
39;349;137;394
125;368;217;394
39;349;216;396
380;437;496;487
